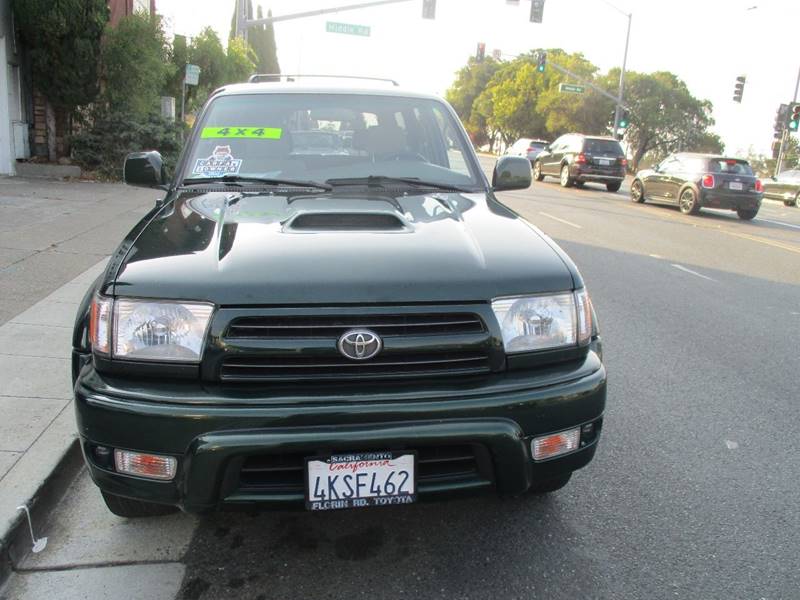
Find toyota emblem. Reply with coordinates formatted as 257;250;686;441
337;329;382;361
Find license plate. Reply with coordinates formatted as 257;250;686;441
729;181;743;191
305;451;416;511
597;159;611;166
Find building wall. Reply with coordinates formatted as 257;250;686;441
108;0;156;27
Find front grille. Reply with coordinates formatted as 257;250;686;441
215;308;494;383
221;351;490;381
238;444;489;494
226;313;485;338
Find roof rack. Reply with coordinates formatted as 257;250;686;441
247;73;400;86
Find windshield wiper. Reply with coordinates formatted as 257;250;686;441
326;176;471;193
182;175;332;191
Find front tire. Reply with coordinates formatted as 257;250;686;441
606;182;621;192
533;161;544;182
630;179;645;203
679;187;700;215
560;164;574;188
101;491;178;518
529;473;572;494
785;192;799;207
737;208;758;220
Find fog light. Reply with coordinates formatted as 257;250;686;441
114;449;177;481
532;428;580;461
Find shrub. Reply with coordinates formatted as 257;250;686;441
71;110;185;180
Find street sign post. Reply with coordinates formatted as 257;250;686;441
182;64;201;124
325;21;371;36
558;83;585;94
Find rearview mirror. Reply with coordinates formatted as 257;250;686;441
124;151;167;189
492;156;532;191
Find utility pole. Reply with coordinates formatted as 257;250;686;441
612;11;632;136
775;64;800;177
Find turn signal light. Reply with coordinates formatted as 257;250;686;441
114;449;177;480
531;428;580;461
754;179;763;193
701;174;715;189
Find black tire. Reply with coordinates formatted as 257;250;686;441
678;187;700;215
533;161;545;182
737;208;758;221
630;179;645;203
574;181;585;189
786;192;799;207
529;473;572;494
559;164;574;188
606;182;622;192
101;491;178;518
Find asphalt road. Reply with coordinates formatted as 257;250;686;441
5;163;798;599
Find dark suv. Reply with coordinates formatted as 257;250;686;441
72;79;606;517
533;134;627;192
631;153;763;220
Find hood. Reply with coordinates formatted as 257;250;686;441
111;190;578;305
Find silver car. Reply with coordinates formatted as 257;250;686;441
505;138;550;164
762;169;800;207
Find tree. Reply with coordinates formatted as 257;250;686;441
256;7;281;74
166;34;189;101
605;70;718;171
229;0;253;41
226;37;258;84
12;0;108;159
445;57;500;147
187;27;229;110
101;13;171;117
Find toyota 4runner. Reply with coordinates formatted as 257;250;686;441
72;77;606;517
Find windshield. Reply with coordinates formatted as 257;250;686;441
584;139;624;155
706;159;754;176
184;93;480;188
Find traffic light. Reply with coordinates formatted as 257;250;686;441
732;75;746;103
789;103;800;132
619;109;630;129
530;0;545;23
536;51;546;73
476;42;486;62
422;0;436;19
774;104;788;139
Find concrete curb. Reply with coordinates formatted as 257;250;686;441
0;259;108;588
13;163;82;180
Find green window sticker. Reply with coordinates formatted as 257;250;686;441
201;127;283;139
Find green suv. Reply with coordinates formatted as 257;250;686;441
72;78;606;517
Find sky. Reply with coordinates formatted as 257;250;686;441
156;0;799;157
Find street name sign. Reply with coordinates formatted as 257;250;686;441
559;83;584;94
326;21;371;37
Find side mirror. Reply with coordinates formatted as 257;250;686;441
492;156;532;191
124;151;167;188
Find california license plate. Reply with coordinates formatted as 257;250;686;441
597;159;611;166
305;451;416;511
729;181;743;190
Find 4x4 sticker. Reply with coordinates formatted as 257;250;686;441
201;127;282;139
192;145;242;177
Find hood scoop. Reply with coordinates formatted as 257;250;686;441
284;211;410;232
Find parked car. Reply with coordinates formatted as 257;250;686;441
72;78;605;517
533;134;626;192
762;168;800;207
505;138;550;163
630;153;763;220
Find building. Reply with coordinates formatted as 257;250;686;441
0;0;30;175
108;0;156;27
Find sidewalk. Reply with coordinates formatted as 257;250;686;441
0;177;157;578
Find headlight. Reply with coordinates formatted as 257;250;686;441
491;289;595;353
91;296;214;362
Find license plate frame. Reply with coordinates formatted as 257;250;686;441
729;181;743;191
597;158;611;166
305;451;417;511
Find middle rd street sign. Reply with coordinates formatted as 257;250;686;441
559;83;585;94
326;21;371;36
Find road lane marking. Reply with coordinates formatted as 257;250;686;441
538;212;582;229
755;217;800;231
671;264;716;282
720;230;800;255
649;254;663;259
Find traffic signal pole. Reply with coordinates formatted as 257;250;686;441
775;64;800;176
612;11;632;136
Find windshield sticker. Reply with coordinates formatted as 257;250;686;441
201;127;283;140
192;145;242;177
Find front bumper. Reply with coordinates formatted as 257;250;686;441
74;347;606;513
